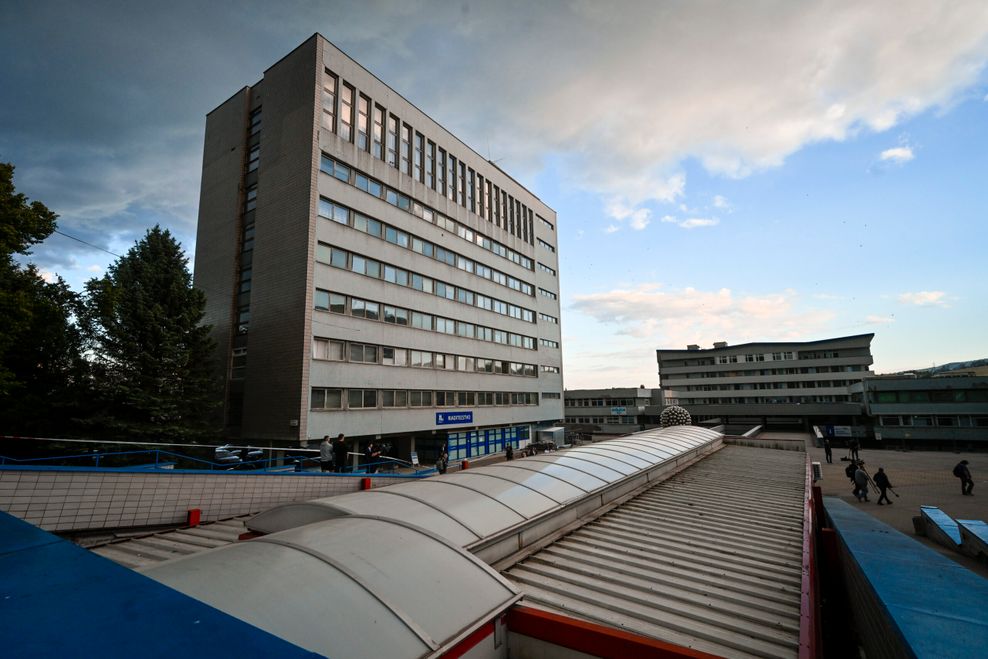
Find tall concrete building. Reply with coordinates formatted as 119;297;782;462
195;35;563;459
656;334;875;429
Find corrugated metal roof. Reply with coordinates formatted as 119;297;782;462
504;445;807;659
247;426;724;549
144;515;520;659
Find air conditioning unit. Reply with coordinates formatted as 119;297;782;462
811;461;823;482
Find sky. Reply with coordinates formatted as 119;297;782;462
3;1;987;389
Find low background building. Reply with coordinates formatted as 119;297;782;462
563;387;657;439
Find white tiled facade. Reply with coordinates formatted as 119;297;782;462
195;35;563;454
0;469;364;532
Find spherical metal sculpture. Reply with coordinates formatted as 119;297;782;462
660;405;692;428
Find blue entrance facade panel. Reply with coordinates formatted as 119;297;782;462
447;425;529;460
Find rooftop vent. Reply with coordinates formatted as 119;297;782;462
713;341;728;349
687;344;700;351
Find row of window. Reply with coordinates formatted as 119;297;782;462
538;312;558;324
537;238;555;253
312;337;539;377
317;244;537;323
567;398;644;407
540;338;560;349
314;289;538;350
538;288;557;300
322;68;550;245
565;416;638;425
311;387;541;410
676;365;867;379
680;380;856;392
319;196;534;296
676;395;852;404
870;389;988;404
714;351;795;364
879;415;988;428
541;365;561;374
537;262;556;277
320;155;539;270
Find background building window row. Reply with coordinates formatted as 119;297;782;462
312;337;537;377
313;288;538;350
322;67;541;246
537;238;555;253
318;196;534;296
537;262;556;277
541;365;561;374
538;288;557;300
320;154;536;271
538;312;558;324
316;243;536;323
540;338;559;349
310;387;540;410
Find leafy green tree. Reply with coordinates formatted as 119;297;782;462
83;226;218;441
0;163;87;433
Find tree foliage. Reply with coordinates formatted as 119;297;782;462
0;163;84;422
83;226;218;441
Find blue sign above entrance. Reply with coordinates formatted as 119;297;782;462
436;411;473;426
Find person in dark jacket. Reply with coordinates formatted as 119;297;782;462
436;446;449;474
333;433;348;473
848;438;860;461
873;467;893;505
954;460;974;496
823;438;833;464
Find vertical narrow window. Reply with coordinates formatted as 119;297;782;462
468;169;476;213
386;114;399;167
247;145;260;173
493;185;501;227
340;84;354;142
527;208;534;245
372;104;385;159
322;71;337;133
521;204;528;243
477;174;485;218
436;148;446;196
501;191;508;231
458;162;466;206
426;140;435;189
400;123;411;174
249;108;262;135
447;155;456;201
508;195;515;235
485;180;492;222
414;132;424;182
357;94;370;151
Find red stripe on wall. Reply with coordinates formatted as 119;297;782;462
442;621;494;659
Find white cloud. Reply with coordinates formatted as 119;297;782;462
898;290;948;306
866;314;896;324
605;198;652;230
659;215;720;229
679;218;720;229
879;146;915;162
406;1;988;215
39;269;57;283
570;284;834;344
604;224;620;234
713;195;731;210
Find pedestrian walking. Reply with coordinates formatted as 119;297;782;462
953;460;974;496
436;446;449;474
506;444;514;461
319;435;334;472
853;463;870;502
823;438;833;464
873;467;893;505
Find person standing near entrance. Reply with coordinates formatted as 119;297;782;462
848;437;860;462
823;439;833;464
873;467;893;505
333;433;348;473
954;460;974;496
319;435;334;472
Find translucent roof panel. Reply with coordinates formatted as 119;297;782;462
324;491;480;545
145;516;520;659
476;465;587;504
571;444;665;466
383;480;526;536
556;449;642;475
502;460;610;492
442;472;559;518
523;455;626;484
